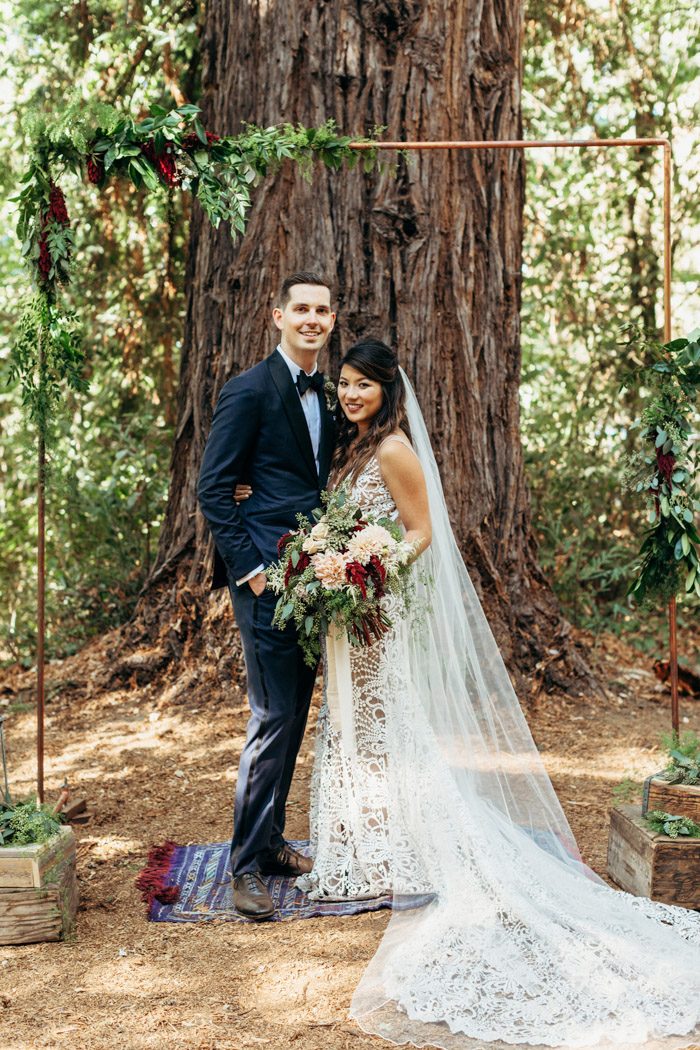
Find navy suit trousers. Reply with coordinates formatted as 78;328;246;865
228;583;318;875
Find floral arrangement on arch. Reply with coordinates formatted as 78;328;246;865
9;102;379;430
266;488;417;666
621;325;700;606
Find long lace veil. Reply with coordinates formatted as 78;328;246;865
348;370;700;1050
397;367;588;863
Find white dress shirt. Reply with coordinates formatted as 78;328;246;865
236;345;322;586
275;345;322;471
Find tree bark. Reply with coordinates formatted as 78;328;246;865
142;0;587;692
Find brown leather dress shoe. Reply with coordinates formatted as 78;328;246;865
259;843;313;877
232;871;275;919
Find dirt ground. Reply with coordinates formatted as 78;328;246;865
1;618;698;1050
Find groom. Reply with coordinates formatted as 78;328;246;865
198;271;336;919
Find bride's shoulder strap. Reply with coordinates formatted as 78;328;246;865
378;433;415;454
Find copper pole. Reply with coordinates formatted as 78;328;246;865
37;327;45;804
663;142;672;342
349;137;671;150
662;142;680;737
669;596;679;737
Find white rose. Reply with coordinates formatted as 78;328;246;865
303;520;330;554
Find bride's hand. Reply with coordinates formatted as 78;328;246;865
233;484;252;504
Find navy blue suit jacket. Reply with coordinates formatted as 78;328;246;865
198;350;336;590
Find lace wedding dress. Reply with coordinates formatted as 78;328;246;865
296;396;700;1050
296;438;433;901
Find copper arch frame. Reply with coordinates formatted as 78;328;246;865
34;135;676;803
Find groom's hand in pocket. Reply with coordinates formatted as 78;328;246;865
248;572;267;596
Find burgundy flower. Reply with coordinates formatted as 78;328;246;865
284;550;310;587
86;156;105;185
180;130;221;152
656;448;676;482
277;531;294;556
38;225;51;281
157;152;179;187
37;185;70;285
346;560;369;599
140;140;157;164
140;140;180;187
367;554;387;596
48;183;69;226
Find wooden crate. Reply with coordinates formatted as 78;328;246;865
643;776;700;823
0;826;77;944
607;805;700;910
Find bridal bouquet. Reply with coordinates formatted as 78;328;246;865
266;488;417;665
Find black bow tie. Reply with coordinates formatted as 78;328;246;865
296;371;324;396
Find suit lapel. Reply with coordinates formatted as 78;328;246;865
267;350;318;482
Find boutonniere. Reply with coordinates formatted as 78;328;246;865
323;376;337;413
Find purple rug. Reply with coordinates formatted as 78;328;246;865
136;839;393;923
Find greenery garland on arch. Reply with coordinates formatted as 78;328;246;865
621;325;700;606
9;102;380;431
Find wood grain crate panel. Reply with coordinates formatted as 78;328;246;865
0;828;77;944
608;805;700;909
646;779;700;823
0;826;75;889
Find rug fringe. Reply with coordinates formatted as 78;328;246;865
135;840;181;909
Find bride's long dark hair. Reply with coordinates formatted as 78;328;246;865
332;339;412;485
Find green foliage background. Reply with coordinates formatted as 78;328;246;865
521;0;700;652
0;0;698;666
0;0;198;662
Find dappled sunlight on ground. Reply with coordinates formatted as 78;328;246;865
0;621;698;1049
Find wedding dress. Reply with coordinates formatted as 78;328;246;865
297;374;700;1050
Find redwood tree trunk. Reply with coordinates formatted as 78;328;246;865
146;0;586;690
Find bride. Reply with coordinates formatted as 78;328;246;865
241;338;700;1050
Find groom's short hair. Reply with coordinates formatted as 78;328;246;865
278;271;331;308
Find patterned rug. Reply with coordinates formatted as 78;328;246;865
135;839;394;923
136;828;575;924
